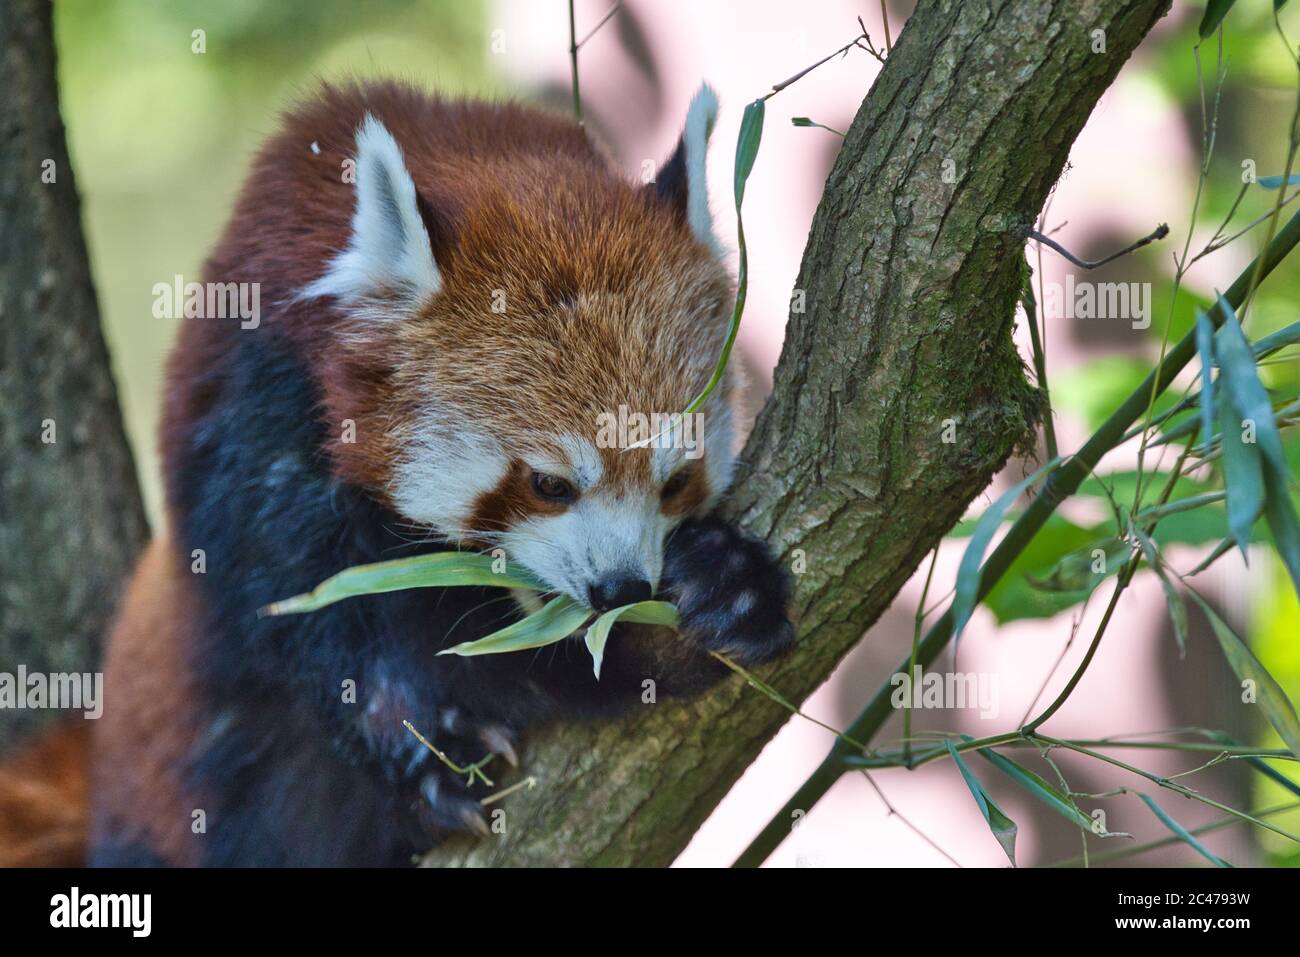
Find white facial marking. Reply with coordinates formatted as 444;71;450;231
545;435;604;491
391;416;508;537
506;492;670;605
499;435;662;603
395;413;738;607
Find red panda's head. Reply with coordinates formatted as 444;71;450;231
303;87;743;610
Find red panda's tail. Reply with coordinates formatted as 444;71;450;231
0;721;90;867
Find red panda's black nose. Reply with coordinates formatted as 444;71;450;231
588;576;653;612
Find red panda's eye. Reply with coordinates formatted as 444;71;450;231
661;470;690;501
531;471;576;502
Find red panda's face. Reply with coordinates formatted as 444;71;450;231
380;267;741;608
305;90;741;609
390;416;734;608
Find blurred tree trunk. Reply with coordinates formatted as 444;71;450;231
0;0;148;751
424;0;1171;866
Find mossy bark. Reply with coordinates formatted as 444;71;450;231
428;0;1170;866
0;0;148;751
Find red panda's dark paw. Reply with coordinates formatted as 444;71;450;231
434;708;520;769
360;683;519;778
661;516;797;667
404;711;519;840
415;769;493;838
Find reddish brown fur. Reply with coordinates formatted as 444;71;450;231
165;80;734;527
467;457;570;542
0;722;90;867
89;537;206;866
660;461;710;517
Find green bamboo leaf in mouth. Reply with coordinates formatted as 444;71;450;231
263;551;680;677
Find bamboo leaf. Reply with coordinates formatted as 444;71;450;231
583;600;680;678
1138;793;1233;867
952;459;1060;648
1216;384;1263;560
1150;313;1300;449
945;739;1018;865
1263;481;1300;600
1188;536;1236;576
964;737;1106;835
1216;303;1289;475
790;116;844;136
1195;308;1216;453
439;595;591;658
1189;591;1300;761
684;98;765;415
1251;319;1300;358
1135;491;1225;523
1215;299;1300;595
1198;0;1237;39
1025;537;1125;593
1134;527;1188;657
261;551;546;616
733;98;765;206
613;601;681;628
1161;398;1300;451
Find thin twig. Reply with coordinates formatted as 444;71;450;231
1049;800;1300;867
1025;222;1169;270
403;719;495;787
1032;733;1300;844
791;118;846;137
1017;591;1091;727
567;0;582;127
765;17;884;101
903;547;940;766
710;651;871;752
860;772;961;866
576;1;621;49
1037;742;1094;866
480;776;537;806
1021;280;1057;458
1021;573;1132;734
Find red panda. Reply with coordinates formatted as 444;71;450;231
6;80;795;867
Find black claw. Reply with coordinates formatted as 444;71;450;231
419;772;491;838
459;803;492;838
438;709;519;768
479;725;519;767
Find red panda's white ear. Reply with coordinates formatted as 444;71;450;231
303;114;441;304
650;83;720;255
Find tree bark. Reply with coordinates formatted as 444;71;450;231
420;0;1171;867
0;0;149;751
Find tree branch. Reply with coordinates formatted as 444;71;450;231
421;0;1171;867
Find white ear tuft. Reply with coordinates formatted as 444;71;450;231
302;114;441;304
683;83;720;254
